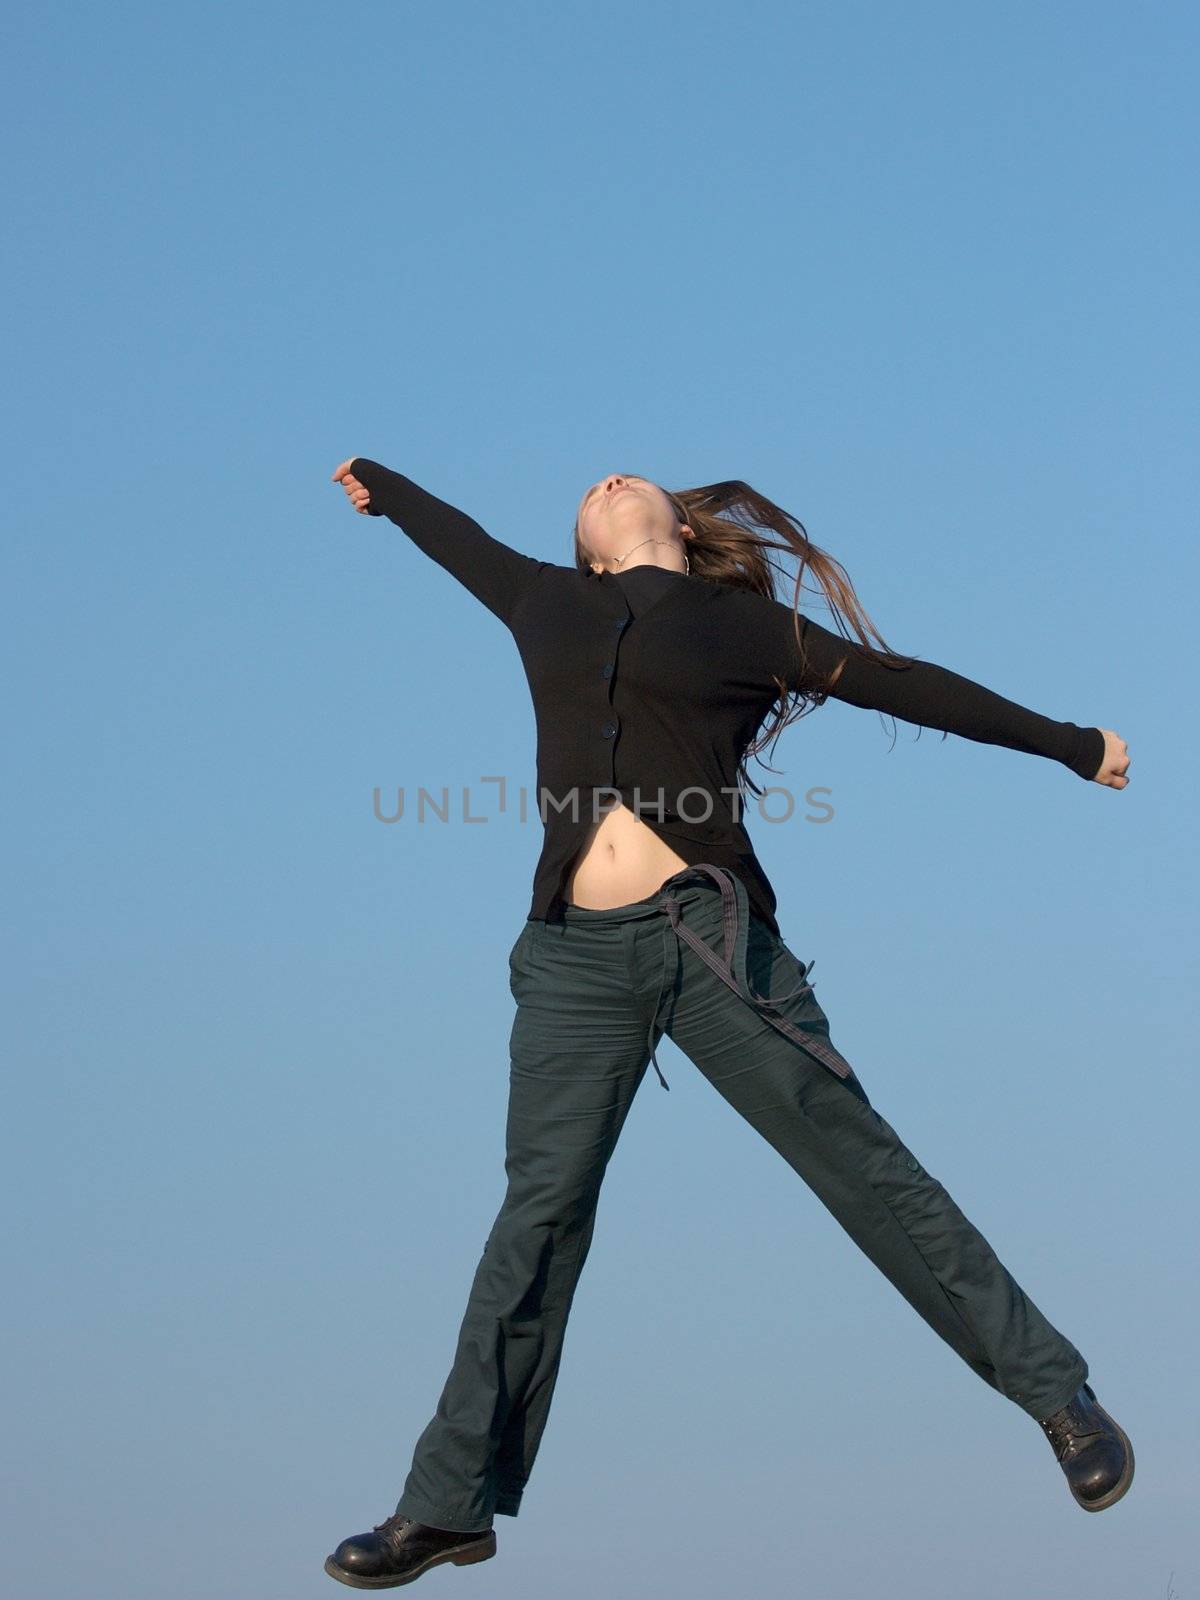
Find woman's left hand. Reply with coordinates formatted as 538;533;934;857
1091;728;1131;788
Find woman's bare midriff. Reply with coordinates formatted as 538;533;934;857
562;799;692;910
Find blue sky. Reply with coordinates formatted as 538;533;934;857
2;3;1195;1597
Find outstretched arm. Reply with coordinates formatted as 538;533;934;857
333;456;550;629
757;598;1118;783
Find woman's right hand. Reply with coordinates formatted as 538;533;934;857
331;458;372;514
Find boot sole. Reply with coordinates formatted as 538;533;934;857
1073;1393;1135;1513
324;1531;497;1588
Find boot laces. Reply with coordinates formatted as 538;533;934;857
371;1512;411;1550
1040;1397;1103;1460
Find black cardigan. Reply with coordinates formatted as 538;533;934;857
351;458;1104;936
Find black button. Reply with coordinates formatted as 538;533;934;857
601;721;617;738
601;662;614;679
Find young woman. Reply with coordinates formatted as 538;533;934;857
323;456;1134;1589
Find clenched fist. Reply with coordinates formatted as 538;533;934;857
1092;729;1131;788
331;458;372;514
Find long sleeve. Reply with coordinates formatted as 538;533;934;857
747;595;1105;781
350;457;550;628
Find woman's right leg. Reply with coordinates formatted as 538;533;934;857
392;914;654;1534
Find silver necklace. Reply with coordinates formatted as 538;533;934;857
609;536;690;576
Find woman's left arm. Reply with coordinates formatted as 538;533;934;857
778;605;1129;786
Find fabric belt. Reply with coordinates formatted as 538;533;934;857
642;863;856;1091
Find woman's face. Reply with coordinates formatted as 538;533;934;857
576;472;692;572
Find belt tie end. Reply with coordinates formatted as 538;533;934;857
647;1024;671;1091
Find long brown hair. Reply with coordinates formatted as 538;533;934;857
573;477;927;799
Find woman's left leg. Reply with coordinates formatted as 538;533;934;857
644;901;1089;1422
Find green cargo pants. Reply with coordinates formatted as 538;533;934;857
393;866;1088;1533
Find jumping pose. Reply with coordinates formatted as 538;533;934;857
323;456;1133;1589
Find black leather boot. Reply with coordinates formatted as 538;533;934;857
324;1511;497;1589
1037;1381;1134;1512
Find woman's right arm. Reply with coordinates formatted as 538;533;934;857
333;456;550;629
